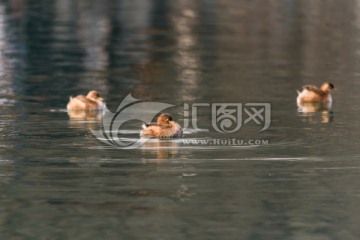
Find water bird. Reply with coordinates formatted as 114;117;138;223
140;113;183;138
67;90;105;111
297;82;335;105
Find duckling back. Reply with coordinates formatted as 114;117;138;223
140;122;182;138
67;96;100;111
67;91;105;111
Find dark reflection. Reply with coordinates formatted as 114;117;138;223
74;1;111;93
1;0;357;107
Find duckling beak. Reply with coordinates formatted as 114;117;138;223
98;97;104;102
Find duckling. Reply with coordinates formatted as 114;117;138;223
297;82;335;105
140;113;183;138
67;90;105;111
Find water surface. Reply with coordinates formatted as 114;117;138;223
0;0;360;239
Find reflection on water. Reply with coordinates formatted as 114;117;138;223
298;109;334;124
297;101;334;123
141;139;180;160
0;0;360;239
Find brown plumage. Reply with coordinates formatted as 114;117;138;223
67;90;105;111
140;113;183;139
297;82;335;104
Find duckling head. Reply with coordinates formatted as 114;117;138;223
321;82;335;92
157;113;173;126
86;90;104;103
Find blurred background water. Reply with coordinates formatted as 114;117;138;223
0;0;360;239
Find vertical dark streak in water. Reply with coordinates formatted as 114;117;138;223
25;0;55;76
149;0;173;62
24;0;85;107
